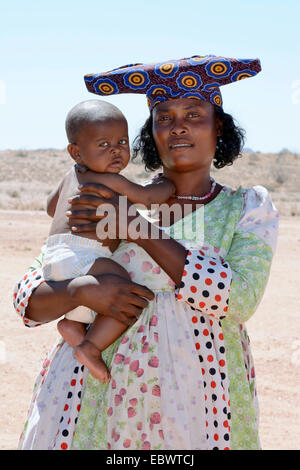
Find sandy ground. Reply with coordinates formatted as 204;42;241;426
0;210;300;450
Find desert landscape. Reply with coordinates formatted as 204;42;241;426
0;149;300;450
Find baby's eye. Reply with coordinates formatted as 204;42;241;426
99;141;109;147
119;139;128;145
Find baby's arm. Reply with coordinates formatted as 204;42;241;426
92;173;175;208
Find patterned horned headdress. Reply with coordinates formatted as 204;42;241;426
84;55;261;110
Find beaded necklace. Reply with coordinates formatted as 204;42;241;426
175;177;216;201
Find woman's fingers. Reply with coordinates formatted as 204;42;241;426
71;222;99;234
111;281;154;322
118;313;137;326
130;283;155;301
125;293;150;309
104;303;135;326
66;209;99;221
68;193;110;208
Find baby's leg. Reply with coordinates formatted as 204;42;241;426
74;315;127;382
57;318;87;348
73;258;130;382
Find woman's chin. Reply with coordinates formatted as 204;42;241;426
162;151;214;173
165;159;202;173
163;153;192;170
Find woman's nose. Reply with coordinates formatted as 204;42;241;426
170;118;188;135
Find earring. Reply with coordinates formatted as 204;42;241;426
216;136;223;150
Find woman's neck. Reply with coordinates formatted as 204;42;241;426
163;168;212;197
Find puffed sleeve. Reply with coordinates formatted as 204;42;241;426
176;186;279;323
12;247;46;327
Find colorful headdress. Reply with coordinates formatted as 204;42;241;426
84;55;261;110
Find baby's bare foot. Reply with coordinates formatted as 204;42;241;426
74;340;111;383
57;318;86;348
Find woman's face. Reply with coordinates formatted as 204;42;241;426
152;98;219;173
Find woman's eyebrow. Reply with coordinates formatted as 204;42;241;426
155;103;206;113
154;105;169;113
183;103;206;110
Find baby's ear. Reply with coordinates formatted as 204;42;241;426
67;143;81;163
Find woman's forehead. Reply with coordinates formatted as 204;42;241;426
153;98;213;113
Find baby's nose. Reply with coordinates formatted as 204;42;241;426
111;145;121;154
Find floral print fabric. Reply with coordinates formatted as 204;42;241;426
13;184;278;450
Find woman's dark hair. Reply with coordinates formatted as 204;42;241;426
132;106;245;171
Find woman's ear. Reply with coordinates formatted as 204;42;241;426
67;143;82;164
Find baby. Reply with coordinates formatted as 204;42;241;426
43;99;175;382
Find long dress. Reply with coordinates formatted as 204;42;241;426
13;184;279;450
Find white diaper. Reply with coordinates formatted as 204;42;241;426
42;234;112;323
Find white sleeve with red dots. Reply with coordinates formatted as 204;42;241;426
175;251;232;320
176;186;279;323
13;267;46;327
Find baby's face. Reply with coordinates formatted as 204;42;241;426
76;118;130;173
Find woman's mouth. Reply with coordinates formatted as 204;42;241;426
169;142;193;151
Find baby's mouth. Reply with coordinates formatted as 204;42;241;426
110;157;123;165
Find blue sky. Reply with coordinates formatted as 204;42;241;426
1;0;299;153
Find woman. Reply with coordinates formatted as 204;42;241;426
13;56;279;450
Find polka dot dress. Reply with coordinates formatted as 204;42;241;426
54;364;85;450
191;312;231;449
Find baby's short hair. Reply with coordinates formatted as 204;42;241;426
65;99;126;143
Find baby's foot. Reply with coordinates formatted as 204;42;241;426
74;340;111;383
57;319;86;348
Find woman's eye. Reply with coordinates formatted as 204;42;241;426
158;115;170;122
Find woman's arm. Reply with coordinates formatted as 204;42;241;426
67;183;278;324
14;267;154;327
174;187;279;323
23;276;82;323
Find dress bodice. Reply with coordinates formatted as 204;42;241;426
111;204;220;292
111;241;175;292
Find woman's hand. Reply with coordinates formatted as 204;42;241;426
73;273;154;326
66;183;140;242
